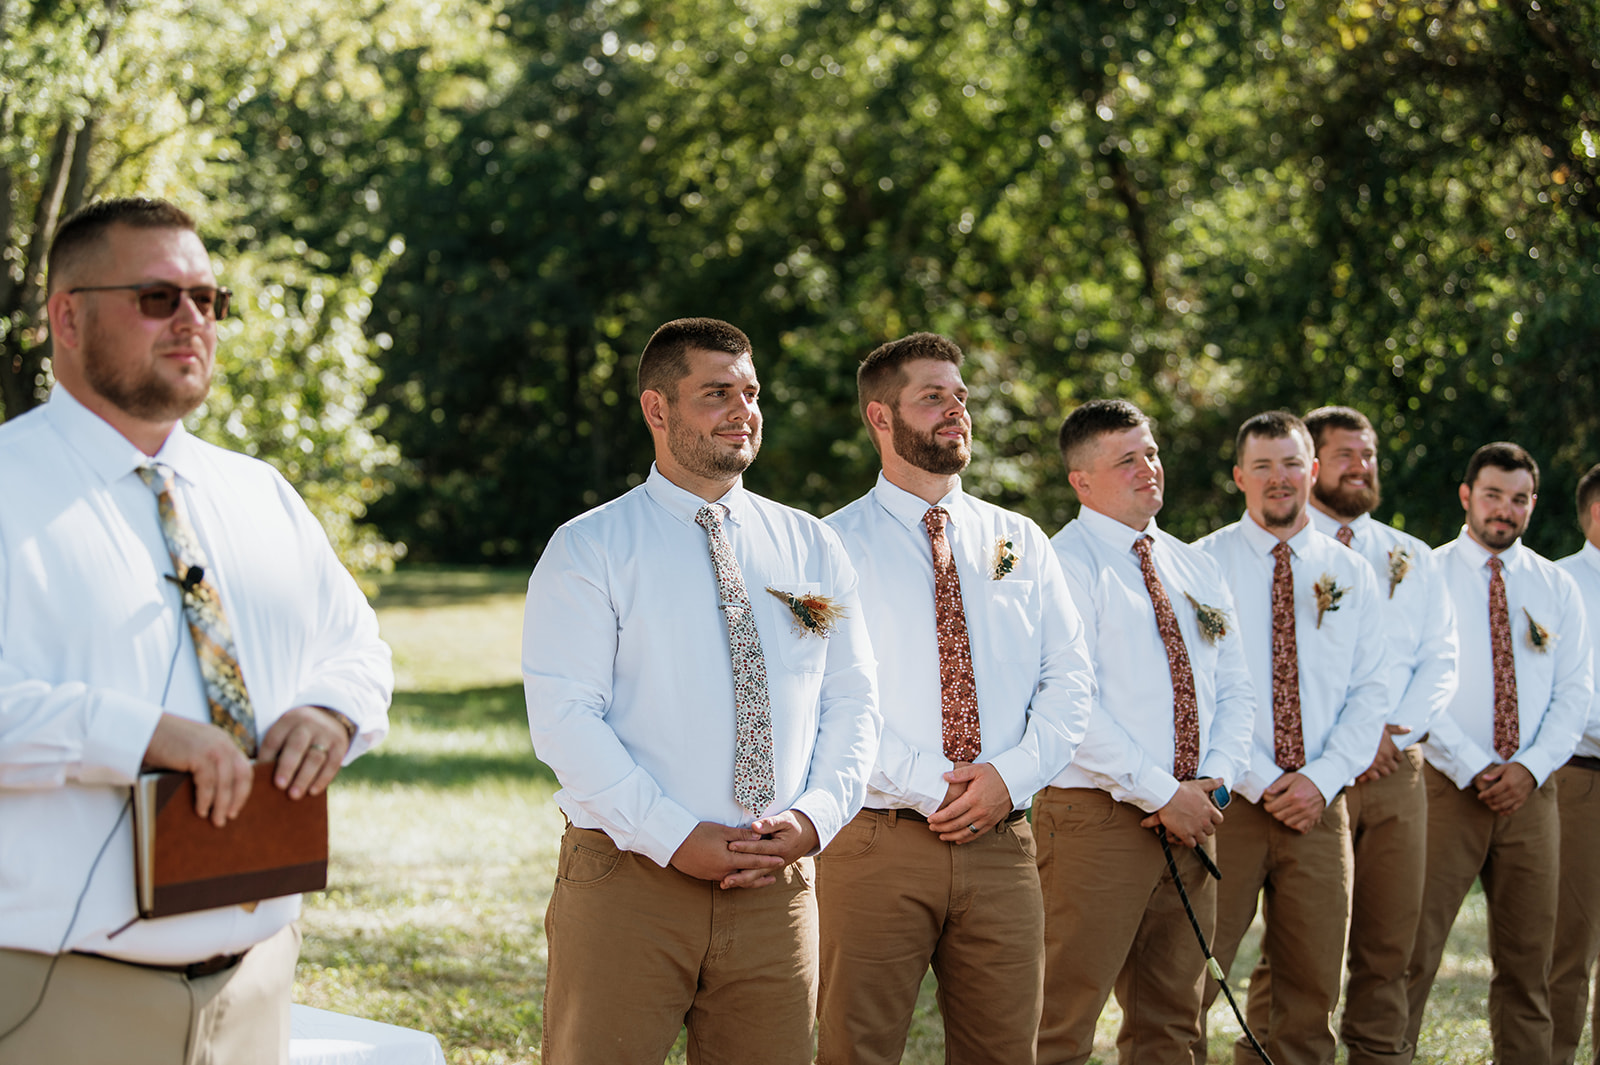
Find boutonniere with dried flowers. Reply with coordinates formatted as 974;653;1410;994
991;537;1020;580
1183;592;1230;645
766;587;847;638
1523;607;1555;653
1313;574;1346;629
1386;546;1412;599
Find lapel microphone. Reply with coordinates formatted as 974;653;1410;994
164;565;204;592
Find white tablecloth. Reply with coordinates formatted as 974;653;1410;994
290;1004;447;1065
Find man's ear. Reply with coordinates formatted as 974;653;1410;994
1066;468;1091;499
640;388;668;433
46;290;81;351
864;400;894;445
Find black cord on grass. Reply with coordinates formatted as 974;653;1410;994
1155;828;1277;1065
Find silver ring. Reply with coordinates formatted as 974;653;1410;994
311;742;330;754
967;823;980;834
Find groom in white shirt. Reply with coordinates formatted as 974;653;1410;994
523;317;880;1064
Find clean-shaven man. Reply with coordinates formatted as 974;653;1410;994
1040;399;1255;1065
818;331;1093;1065
523;317;881;1064
1553;461;1600;1065
1194;410;1388;1065
1406;442;1591;1064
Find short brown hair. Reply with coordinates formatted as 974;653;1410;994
1464;441;1540;494
636;317;751;398
1577;463;1600;531
1057;399;1150;473
1235;410;1312;462
1302;405;1375;453
47;197;198;294
856;331;963;429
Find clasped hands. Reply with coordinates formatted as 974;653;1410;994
1473;761;1535;815
672;810;818;890
142;705;354;828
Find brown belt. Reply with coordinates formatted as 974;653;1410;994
1567;755;1600;773
74;950;245;979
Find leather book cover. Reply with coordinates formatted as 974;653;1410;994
132;761;328;918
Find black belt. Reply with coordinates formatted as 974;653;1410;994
1567;755;1600;773
866;807;1026;825
75;950;245;979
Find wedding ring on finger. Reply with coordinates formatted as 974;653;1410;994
311;742;330;754
967;823;980;834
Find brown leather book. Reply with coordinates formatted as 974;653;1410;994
132;761;328;918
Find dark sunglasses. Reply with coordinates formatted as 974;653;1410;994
69;282;232;321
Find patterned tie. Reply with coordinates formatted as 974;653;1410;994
695;504;776;814
1133;536;1200;780
1270;541;1306;771
1487;556;1520;760
136;464;258;757
1336;524;1355;548
924;507;981;763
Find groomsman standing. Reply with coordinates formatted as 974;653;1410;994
1406;442;1592;1064
818;332;1094;1065
1550;462;1600;1065
1040;400;1255;1065
1194;411;1389;1065
1240;406;1457;1065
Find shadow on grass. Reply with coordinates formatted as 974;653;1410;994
339;749;557;788
387;684;529;730
367;565;530;609
343;683;558;787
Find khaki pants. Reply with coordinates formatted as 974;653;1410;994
1552;761;1600;1065
1194;793;1352;1065
815;807;1044;1065
1405;763;1560;1065
1035;787;1214;1065
540;826;819;1065
1243;748;1428;1064
0;923;299;1065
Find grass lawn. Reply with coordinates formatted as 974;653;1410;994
292;566;1584;1064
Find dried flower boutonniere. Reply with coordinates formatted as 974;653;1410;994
766;587;847;638
1183;592;1230;645
991;537;1020;580
1386;546;1412;600
1313;574;1346;629
1523;607;1555;653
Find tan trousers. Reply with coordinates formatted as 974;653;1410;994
815;807;1044;1065
1193;792;1352;1065
1244;748;1428;1065
1552;761;1600;1065
0;923;299;1065
540;826;819;1065
1035;787;1215;1065
1405;763;1560;1064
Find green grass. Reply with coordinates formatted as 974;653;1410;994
293;565;1585;1064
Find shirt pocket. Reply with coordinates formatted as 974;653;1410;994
979;579;1038;664
764;580;829;674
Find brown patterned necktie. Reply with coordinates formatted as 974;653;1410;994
1133;535;1200;780
1270;541;1306;771
136;464;258;757
1336;524;1355;548
924;507;981;763
695;503;775;814
1487;556;1520;760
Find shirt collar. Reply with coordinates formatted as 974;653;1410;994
1307;506;1372;543
644;463;750;528
1454;526;1525;571
872;471;965;536
1076;505;1157;553
42;385;202;488
1239;511;1315;558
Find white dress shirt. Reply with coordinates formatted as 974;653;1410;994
1309;508;1459;747
1050;509;1256;812
522;466;880;868
824;475;1094;815
1558;540;1600;760
1423;531;1592;788
1198;516;1389;803
0;387;393;963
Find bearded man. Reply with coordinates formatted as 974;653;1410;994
814;331;1094;1065
522;317;880;1065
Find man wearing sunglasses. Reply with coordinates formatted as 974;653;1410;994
0;197;393;1064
